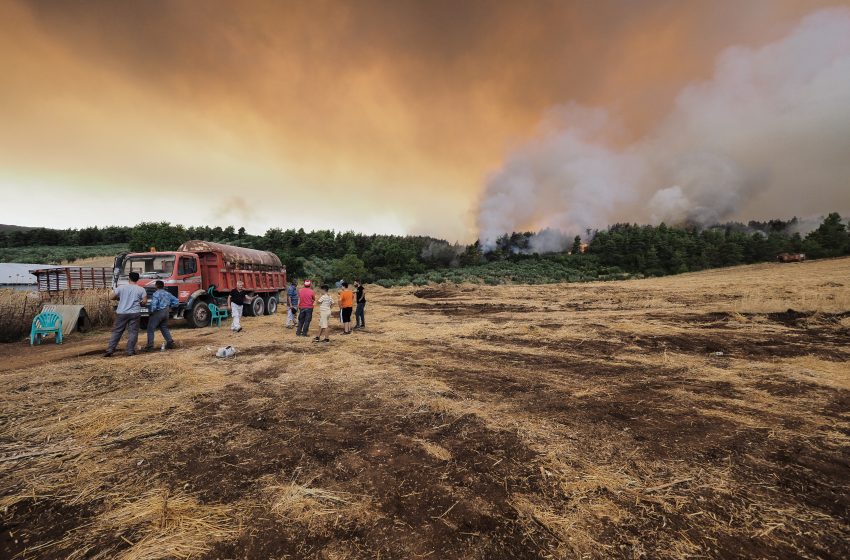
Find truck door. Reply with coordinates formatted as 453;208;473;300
176;256;202;302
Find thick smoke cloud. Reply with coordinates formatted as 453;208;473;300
477;8;850;249
2;1;846;235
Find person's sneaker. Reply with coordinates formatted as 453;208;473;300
127;352;136;357
236;327;243;333
323;338;330;343
140;346;154;353
165;342;177;350
102;351;113;358
313;336;320;342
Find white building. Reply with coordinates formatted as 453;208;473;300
0;263;62;291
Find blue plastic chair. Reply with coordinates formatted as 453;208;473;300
30;311;63;345
207;303;229;327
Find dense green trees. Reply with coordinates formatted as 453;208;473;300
0;226;131;247
3;213;849;284
584;216;849;276
128;222;190;252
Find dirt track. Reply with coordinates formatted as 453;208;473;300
1;258;849;559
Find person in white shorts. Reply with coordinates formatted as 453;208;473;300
314;284;333;343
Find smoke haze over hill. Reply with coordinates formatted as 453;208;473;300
477;8;850;248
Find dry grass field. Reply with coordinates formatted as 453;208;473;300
1;258;848;559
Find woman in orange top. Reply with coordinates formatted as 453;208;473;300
338;282;354;335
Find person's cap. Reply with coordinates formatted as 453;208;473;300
304;280;312;287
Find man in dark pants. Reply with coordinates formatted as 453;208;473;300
295;279;315;337
354;280;366;329
143;280;179;351
105;271;147;357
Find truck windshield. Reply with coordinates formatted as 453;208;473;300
121;255;176;279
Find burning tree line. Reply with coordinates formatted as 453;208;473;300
2;213;848;286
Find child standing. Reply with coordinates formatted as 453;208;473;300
315;285;333;343
338;282;354;335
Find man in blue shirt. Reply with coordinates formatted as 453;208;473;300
143;280;179;351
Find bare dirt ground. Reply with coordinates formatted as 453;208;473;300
1;258;848;559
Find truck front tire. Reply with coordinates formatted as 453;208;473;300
186;300;211;328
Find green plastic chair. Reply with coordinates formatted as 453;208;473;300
207;302;229;327
30;311;63;345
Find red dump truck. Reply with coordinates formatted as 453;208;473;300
112;240;287;327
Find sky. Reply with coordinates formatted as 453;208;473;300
1;0;848;242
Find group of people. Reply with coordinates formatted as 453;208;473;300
103;272;366;357
104;272;178;357
283;279;366;342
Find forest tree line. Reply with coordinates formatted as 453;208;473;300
1;213;848;285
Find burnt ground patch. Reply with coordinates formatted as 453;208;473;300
644;311;740;327
762;440;850;520
751;374;827;397
394;341;757;461
632;329;849;360
0;498;103;559
399;301;530;317
133;378;558;559
760;309;850;327
391;342;850;558
460;333;628;358
458;325;847;362
413;287;463;299
389;344;850;558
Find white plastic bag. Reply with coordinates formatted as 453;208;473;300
216;345;236;358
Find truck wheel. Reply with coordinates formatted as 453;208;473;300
264;294;278;315
247;296;265;317
186;300;211;328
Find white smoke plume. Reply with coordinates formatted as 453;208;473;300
477;8;850;250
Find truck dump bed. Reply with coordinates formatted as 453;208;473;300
177;240;282;269
177;240;286;293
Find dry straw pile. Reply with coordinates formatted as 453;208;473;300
0;288;113;342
